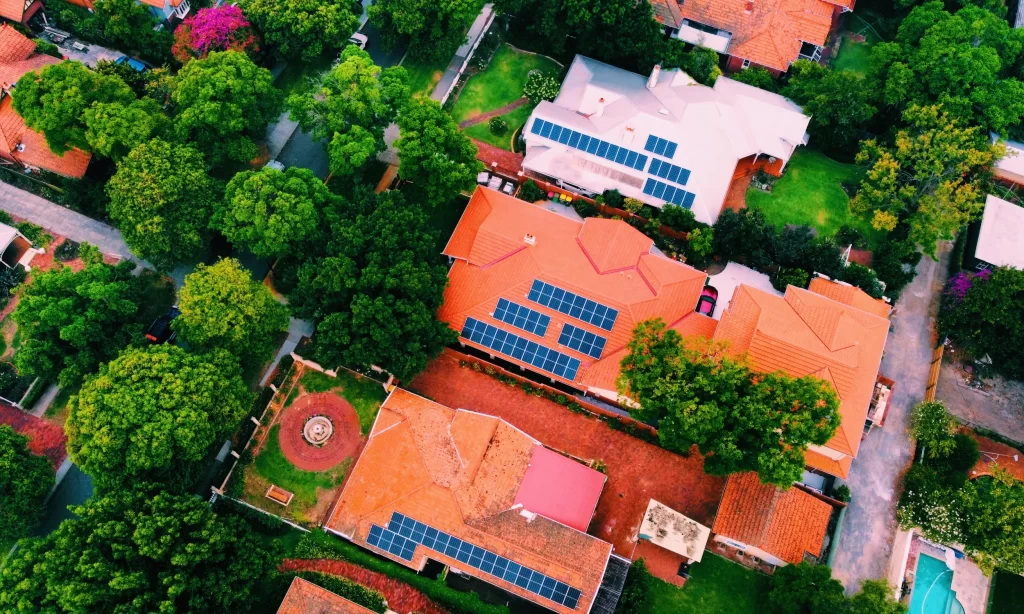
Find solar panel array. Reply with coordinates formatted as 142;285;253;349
528;280;618;331
530;119;648;171
462;318;581;380
369;512;584;610
643;178;696;209
644;135;678;159
558;324;607;359
493;298;550;337
648;158;691;186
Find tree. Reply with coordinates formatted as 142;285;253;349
729;66;779;92
711;208;778;270
239;0;359;61
93;0;169;56
172;5;261;64
852;105;998;257
83;97;171;160
767;562;847;614
217;166;332;258
11;60;134;154
291;189;456;380
368;0;478;63
0;425;54;543
839;262;884;299
173;258;289;365
618;320;841;486
396;98;480;207
940;266;1024;378
66;345;249;489
0;487;276;613
107;138;219;270
171;51;283;165
11;260;146;388
614;558;650;613
523;70;560;103
663;43;722;86
783;60;876;152
910;401;959;458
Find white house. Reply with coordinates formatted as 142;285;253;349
522;55;811;225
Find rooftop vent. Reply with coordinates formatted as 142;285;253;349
745;0;754;12
523;233;536;245
15;143;24;152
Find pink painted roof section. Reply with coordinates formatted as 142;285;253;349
514;445;607;533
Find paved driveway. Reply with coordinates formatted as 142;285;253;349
830;244;951;594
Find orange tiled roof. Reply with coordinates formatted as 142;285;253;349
0;0;40;22
441;187;707;394
713;284;889;471
0;26;36;65
277;577;377;614
808;277;891;320
659;0;848;71
326;388;612;614
712;472;833;565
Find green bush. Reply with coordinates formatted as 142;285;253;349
572;199;599;218
18;379;49;411
771;267;809;292
0;265;26;310
833;484;851;502
835;225;868;250
14;222;51;248
517;179;545;203
523;70;560;103
840;262;884;298
932;432;981;477
55;240;80;262
271;355;295;389
488;116;509;136
615;558;650;613
659;204;697;232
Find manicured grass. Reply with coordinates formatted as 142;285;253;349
746;149;883;248
300;369;387;434
404;57;449;98
833;14;884;77
451;44;560;150
992;570;1024;614
252;425;351;508
641;553;770;614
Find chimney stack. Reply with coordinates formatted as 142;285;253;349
523;233;536;246
647;65;661;89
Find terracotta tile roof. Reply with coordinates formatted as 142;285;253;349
712;472;833;565
327;388;612;614
666;0;843;71
0;26;36;65
808;277;891;320
441;187;707;395
967;432;1024;484
713;283;889;470
0;0;37;22
276;577;377;614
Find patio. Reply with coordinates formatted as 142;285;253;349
901;535;989;614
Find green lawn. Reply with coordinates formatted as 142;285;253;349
404;57;449;99
992;571;1024;614
451;44;560;150
746;149;882;248
299;369;387;434
253;425;351;508
642;554;770;614
833;14;884;77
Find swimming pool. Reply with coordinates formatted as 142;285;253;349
909;554;965;614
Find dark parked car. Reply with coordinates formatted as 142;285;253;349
146;306;180;344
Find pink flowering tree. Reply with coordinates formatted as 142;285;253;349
172;6;260;64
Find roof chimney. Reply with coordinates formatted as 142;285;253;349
647;64;661;89
745;0;754;12
15;142;24;152
523;233;536;246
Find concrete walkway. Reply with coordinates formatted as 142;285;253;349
830;243;951;594
259;317;315;387
429;4;495;103
0;182;139;263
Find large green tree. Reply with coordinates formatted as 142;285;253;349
11;61;134;154
618;320;841;486
11;260;145;387
239;0;359;61
107;138;219;270
83;97;171;160
368;0;477;62
171;51;283;165
173;258;289;366
782;60;877;152
940;266;1024;378
217;166;333;258
66;345;250;489
767;563;906;614
0;487;275;613
291;189;456;380
851;105;998;257
0;425;54;543
396;98;479;207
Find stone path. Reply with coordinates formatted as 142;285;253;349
457;97;529;128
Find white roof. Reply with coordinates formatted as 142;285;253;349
523;56;810;225
976;194;1024;269
0;223;20;252
638;499;710;562
992;133;1024;179
707;262;781;320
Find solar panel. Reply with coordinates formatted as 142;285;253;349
527;280;618;331
529;118;648;171
643;135;679;158
643;179;694;209
647;157;690;186
558;324;607;359
462;318;581;380
375;512;584;610
493;298;550;337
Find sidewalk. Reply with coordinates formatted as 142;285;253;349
429;4;495;103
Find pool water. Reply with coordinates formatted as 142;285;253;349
909;554;965;614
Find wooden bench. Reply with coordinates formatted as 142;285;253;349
265;485;294;506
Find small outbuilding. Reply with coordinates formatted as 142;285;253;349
0;222;35;269
965;194;1024;271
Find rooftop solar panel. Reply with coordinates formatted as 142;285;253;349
558;323;607;359
643;135;679;159
527;280;618;331
647;157;690;186
529;118;647;171
493;298;550;337
462;318;580;380
644;179;694;209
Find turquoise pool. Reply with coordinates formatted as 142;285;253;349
909;554;965;614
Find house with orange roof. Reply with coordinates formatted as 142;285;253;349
0;0;43;25
649;0;854;74
325;387;630;614
711;472;838;568
60;0;191;22
277;577;382;614
440;186;713;403
0;25;91;178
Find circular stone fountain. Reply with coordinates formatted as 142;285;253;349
302;415;334;447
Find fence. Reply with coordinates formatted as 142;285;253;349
924;343;944;402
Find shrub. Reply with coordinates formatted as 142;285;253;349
835;225;868;249
659;204;697;232
523;70;560;103
615;558;650;613
840;262;884;298
15;222;51;248
0;265;26;309
572;199;599;218
517;179;545;203
622;198;643;214
55;240;80;262
911;401;959;459
933;433;981;477
271;355;295;389
771;267;809;292
19;378;49;410
833;484;851;502
488;116;509;136
598;189;624;210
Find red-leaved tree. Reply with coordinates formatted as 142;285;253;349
172;5;260;63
